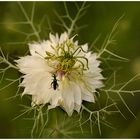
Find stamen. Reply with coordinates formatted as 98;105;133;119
45;38;89;77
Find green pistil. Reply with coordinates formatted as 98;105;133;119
45;39;89;74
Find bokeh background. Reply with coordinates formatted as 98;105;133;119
0;1;140;138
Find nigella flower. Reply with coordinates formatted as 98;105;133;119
16;32;104;116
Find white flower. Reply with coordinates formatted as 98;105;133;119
16;32;104;116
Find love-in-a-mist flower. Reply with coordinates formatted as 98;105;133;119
16;32;104;116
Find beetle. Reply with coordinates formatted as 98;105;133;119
51;74;59;90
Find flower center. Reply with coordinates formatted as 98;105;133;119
45;39;89;79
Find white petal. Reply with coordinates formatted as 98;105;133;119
21;71;49;92
61;80;74;116
59;32;68;44
74;104;81;113
73;84;82;112
29;42;46;57
81;86;95;102
81;43;88;52
48;91;62;110
49;33;59;47
16;56;49;74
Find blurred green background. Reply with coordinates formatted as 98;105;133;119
0;1;140;138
